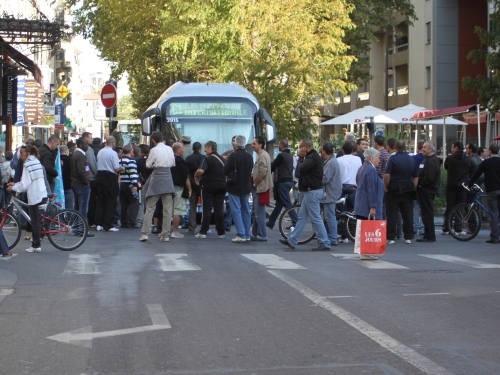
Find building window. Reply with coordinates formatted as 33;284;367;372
426;22;431;44
426;67;431;88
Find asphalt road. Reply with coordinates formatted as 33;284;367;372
0;223;499;375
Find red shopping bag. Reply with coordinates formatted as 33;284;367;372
354;219;386;255
259;189;271;205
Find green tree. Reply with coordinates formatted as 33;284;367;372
462;0;500;112
115;94;136;121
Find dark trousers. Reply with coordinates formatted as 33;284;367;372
120;183;139;227
28;204;41;248
442;189;467;231
268;181;297;227
200;189;225;235
385;192;414;240
88;181;97;226
486;190;500;240
188;189;201;231
95;183;118;231
418;188;436;241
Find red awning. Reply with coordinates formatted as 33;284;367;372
463;111;488;124
411;104;477;120
0;37;43;86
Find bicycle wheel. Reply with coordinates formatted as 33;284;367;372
344;211;357;242
278;204;315;245
447;203;481;241
0;211;21;250
47;209;88;251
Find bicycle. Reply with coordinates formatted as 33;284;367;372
278;196;357;245
447;183;489;241
0;195;88;251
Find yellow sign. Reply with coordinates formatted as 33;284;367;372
56;85;69;99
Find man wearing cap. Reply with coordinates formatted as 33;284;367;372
181;135;192;160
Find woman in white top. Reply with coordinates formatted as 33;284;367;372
8;144;47;253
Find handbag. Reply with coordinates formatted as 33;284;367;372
258;189;271;205
354;217;386;255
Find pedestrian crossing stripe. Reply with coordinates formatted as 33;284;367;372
156;254;201;271
418;255;500;269
241;254;305;269
332;254;409;269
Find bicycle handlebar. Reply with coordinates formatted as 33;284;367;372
462;182;483;193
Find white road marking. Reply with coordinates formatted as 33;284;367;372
0;289;13;296
156;254;201;271
241;254;305;269
404;293;450;297
332;254;409;269
63;254;102;275
419;254;500;269
324;296;357;299
46;304;171;348
0;253;17;261
268;270;455;375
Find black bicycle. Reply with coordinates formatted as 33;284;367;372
278;196;357;245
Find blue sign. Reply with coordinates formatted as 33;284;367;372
376;130;384;136
1;71;17;123
16;76;26;125
55;98;65;125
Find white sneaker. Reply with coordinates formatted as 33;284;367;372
25;247;41;253
195;233;207;239
218;234;225;239
441;231;449;235
171;232;184;239
96;226;104;231
232;236;246;243
387;240;395;245
405;239;411;244
340;238;349;244
159;236;170;242
139;235;148;242
207;229;212;234
107;227;119;232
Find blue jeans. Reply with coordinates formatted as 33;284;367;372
64;189;74;210
252;189;267;239
73;186;90;222
288;189;330;248
323;202;338;245
413;199;424;234
228;193;251;239
267;181;297;228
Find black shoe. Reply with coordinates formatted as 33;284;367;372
86;233;95;238
279;238;295;250
224;227;231;232
311;245;331;251
416;238;435;243
251;236;267;242
486;239;499;244
265;222;273;230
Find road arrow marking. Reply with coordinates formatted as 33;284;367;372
63;254;102;275
46;304;170;348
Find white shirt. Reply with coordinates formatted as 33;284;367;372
97;146;120;173
146;142;175;168
337;154;362;186
13;158;47;205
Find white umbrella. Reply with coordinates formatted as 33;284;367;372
386;103;427;123
320;105;396;125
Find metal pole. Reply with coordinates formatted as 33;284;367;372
477;104;481;147
385;26;390;112
443;118;447;157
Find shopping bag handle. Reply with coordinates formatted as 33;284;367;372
368;215;376;220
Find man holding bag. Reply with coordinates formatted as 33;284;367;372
251;136;273;241
279;138;330;251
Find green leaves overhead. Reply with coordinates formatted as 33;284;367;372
69;0;414;140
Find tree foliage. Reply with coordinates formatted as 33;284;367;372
69;0;415;141
463;0;500;112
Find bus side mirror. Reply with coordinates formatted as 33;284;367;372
260;108;276;143
142;117;151;136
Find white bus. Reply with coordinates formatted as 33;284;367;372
140;81;276;152
114;119;141;147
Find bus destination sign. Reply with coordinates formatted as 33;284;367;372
167;102;253;119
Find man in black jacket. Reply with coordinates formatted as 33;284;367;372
60;145;73;209
469;143;500;243
442;141;474;235
223;135;253;243
267;139;297;229
416;141;441;243
185;142;206;233
38;135;60;191
279;138;330;251
171;143;191;239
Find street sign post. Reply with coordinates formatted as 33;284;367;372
100;83;117;109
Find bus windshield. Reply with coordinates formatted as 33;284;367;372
165;99;256;154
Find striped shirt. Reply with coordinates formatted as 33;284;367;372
119;156;139;186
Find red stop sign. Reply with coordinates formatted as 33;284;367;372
101;83;117;109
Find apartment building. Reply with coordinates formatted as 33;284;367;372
321;0;489;152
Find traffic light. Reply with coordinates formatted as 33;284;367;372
367;121;375;133
109;120;118;132
105;105;117;118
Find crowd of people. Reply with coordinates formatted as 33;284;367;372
1;129;498;256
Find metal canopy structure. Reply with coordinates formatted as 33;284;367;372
0;37;43;85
